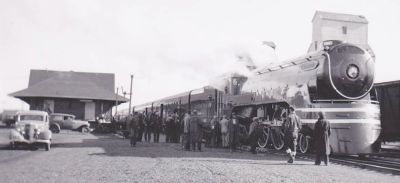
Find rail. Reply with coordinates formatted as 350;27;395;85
255;148;400;175
313;99;379;104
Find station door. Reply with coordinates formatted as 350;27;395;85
85;102;95;120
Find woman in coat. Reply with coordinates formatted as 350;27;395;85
314;111;331;166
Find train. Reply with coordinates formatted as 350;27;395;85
125;40;380;156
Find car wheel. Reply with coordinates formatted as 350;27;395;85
45;144;50;151
50;125;60;133
81;127;90;134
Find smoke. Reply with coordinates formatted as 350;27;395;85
206;39;277;91
134;33;278;95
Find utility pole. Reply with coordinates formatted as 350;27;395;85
115;87;119;117
128;74;134;122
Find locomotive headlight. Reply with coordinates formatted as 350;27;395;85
347;64;359;79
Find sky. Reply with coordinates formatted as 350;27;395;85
0;0;399;112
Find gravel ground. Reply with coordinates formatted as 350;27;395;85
0;126;400;183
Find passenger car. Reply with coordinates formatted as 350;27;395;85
49;113;91;134
9;111;52;151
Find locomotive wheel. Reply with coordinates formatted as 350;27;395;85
271;131;284;150
258;127;270;148
298;134;309;154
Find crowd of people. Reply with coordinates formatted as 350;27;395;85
127;112;166;146
125;105;331;165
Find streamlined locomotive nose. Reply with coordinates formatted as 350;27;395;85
326;44;375;99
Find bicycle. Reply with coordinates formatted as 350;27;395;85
257;123;285;150
258;122;309;153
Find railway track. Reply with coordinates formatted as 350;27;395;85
329;155;400;175
239;145;400;175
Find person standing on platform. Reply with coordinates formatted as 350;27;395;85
210;116;218;147
220;115;229;148
283;105;302;163
229;113;240;152
137;113;144;142
189;110;202;152
314;111;331;166
174;115;181;143
144;113;152;142
249;117;260;154
182;112;191;150
165;114;174;142
129;112;139;147
111;116;116;134
153;113;161;143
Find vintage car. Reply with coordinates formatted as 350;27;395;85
49;113;91;134
2;110;17;126
3;115;16;126
9;110;52;151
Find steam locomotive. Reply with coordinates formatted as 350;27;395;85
132;40;380;156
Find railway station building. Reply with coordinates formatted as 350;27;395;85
308;11;374;57
9;69;129;121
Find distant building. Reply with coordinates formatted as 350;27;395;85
9;70;129;120
308;11;374;56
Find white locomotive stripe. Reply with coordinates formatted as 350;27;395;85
296;108;380;113
302;119;380;124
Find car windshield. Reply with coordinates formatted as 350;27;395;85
20;115;44;122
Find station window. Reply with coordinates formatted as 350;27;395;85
342;26;347;34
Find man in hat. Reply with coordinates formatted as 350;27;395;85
249;117;260;154
189;110;202;151
228;112;240;152
314;111;331;166
165;114;174;142
137;113;144;142
283;105;302;163
174;115;181;143
153;113;161;143
129;112;139;147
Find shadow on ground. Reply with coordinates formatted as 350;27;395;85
36;132;311;164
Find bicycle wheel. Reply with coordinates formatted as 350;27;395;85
271;130;284;150
298;133;309;153
258;127;270;148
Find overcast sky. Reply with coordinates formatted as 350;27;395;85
0;0;399;111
